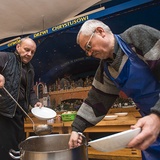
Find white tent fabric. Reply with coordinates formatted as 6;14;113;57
0;0;100;39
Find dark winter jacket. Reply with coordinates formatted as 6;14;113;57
0;51;39;118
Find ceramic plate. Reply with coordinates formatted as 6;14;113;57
114;112;128;117
31;107;57;120
89;128;141;152
104;115;118;120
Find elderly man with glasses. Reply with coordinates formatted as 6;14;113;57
68;19;160;160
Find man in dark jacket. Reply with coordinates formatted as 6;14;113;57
68;19;160;160
0;37;42;160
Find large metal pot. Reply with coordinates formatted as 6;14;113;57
9;134;88;160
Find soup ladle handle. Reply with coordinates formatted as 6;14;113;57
3;86;35;129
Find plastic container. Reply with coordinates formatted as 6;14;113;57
61;113;76;121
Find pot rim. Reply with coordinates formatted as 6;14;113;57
18;134;86;153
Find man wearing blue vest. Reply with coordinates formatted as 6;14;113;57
68;19;160;160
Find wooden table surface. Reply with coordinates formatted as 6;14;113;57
63;113;137;133
24;112;138;138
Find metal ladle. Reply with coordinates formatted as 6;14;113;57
3;87;53;136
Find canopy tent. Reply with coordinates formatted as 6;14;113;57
0;0;160;85
0;0;100;39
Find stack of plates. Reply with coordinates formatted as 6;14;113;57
104;115;118;120
114;112;128;117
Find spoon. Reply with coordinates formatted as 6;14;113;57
3;86;53;136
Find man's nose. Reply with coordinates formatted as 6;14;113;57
27;51;32;56
87;50;93;56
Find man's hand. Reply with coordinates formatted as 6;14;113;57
34;102;43;108
127;114;160;150
0;74;5;88
68;131;83;149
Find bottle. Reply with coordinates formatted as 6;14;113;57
44;83;48;93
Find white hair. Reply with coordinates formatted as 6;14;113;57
19;37;36;46
77;19;112;44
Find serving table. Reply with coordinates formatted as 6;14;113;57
63;113;137;133
24;112;138;138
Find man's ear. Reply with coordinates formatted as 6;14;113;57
95;27;105;37
16;44;20;51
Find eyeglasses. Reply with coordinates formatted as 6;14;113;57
85;31;95;56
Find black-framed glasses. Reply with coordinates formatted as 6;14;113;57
85;31;95;56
